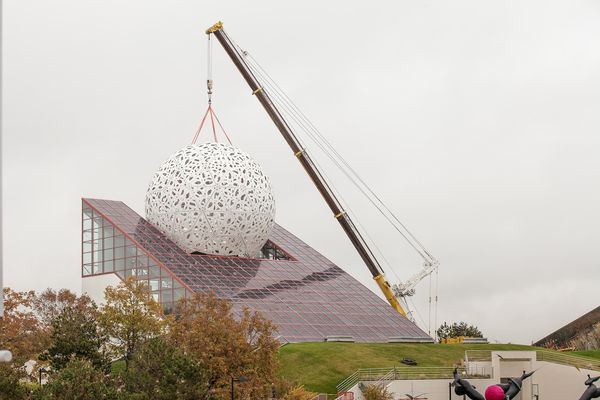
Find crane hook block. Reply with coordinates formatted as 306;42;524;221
206;21;224;34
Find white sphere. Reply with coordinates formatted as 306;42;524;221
145;143;276;257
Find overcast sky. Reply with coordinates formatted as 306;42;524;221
3;0;599;344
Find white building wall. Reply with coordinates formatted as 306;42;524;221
82;273;121;306
346;351;598;400
533;362;597;400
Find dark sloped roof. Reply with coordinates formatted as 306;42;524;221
534;306;600;348
84;198;429;343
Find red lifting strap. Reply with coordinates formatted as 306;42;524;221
191;104;232;145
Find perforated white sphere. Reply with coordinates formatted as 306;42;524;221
145;143;276;257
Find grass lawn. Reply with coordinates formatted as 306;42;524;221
569;350;600;360
278;342;534;394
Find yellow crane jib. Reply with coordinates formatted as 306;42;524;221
374;275;407;317
206;21;224;34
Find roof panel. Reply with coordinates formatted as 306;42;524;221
83;198;428;342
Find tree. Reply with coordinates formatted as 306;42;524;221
0;288;45;364
169;292;279;399
120;337;208;400
98;277;165;369
33;289;95;331
0;363;28;400
437;321;483;342
33;359;117;400
41;302;109;371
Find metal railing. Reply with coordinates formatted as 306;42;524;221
337;366;483;393
536;350;600;371
464;349;493;362
465;349;600;372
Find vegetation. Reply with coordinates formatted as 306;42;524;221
569;350;600;360
436;321;483;342
362;383;394;400
0;289;47;364
120;337;208;399
98;278;165;369
278;342;534;394
171;291;280;399
0;285;288;399
41;302;108;371
282;385;317;400
33;359;118;400
4;284;573;399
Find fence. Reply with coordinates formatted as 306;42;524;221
336;366;484;393
464;349;600;372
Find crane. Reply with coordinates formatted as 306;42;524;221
206;21;438;320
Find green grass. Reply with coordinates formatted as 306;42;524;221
278;342;534;394
111;360;126;374
569;350;600;360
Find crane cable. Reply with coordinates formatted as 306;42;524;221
207;33;213;104
236;46;425;286
191;35;232;145
240;49;435;264
224;34;439;327
239;51;441;325
237;52;404;284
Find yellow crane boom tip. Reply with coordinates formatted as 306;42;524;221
206;21;224;34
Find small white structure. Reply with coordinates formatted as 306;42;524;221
145;143;276;257
342;350;600;400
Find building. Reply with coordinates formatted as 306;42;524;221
534;306;600;349
338;350;600;400
82;198;431;343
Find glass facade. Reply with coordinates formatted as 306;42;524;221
82;202;191;313
82;198;428;342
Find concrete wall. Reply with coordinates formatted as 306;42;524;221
533;362;596;400
346;351;597;400
348;378;497;400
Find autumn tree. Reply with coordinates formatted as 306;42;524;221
0;288;45;364
169;292;279;399
120;336;208;400
98;277;165;368
40;302;109;371
33;288;95;331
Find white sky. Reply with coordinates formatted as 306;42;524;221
3;0;599;344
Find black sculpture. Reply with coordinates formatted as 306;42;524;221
579;375;600;400
452;368;534;400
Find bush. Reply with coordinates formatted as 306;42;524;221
282;385;317;400
362;383;394;400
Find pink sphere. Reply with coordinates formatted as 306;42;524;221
485;385;505;400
